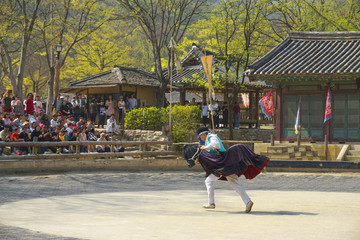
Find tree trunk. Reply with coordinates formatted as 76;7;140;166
152;44;167;108
46;66;55;116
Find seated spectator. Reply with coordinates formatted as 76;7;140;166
112;135;125;156
96;133;110;152
50;114;58;128
11;127;24;155
106;114;120;135
0;125;12;155
78;127;87;152
57;129;69;153
19;126;31;155
41;114;50;126
39;124;56;153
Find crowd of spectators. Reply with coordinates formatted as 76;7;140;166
0;90;130;156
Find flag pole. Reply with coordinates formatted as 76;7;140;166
169;38;174;134
204;48;215;133
297;96;301;146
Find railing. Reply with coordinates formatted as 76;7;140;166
0;139;265;161
0;139;175;160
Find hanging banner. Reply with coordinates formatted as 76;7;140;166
324;89;333;123
201;55;215;99
241;93;250;108
259;89;274;118
295;100;301;134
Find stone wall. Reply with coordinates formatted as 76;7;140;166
215;129;275;142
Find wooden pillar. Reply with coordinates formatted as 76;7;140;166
275;87;282;142
202;91;206;103
249;92;253;120
180;90;186;105
255;90;259;128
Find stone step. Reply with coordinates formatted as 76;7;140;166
350;145;360;151
345;156;360;163
347;150;360;155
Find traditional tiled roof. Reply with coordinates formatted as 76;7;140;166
61;66;159;92
246;31;360;82
164;44;268;87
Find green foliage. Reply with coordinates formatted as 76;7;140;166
167;105;201;143
124;105;201;142
124;107;164;130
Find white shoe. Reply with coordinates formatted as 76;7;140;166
245;201;253;213
44;151;50;154
63;149;69;153
203;203;215;209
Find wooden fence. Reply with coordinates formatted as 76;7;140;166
0;139;264;161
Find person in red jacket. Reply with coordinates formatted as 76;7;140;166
25;93;35;115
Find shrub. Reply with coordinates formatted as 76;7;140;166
124;105;201;142
124;107;164;130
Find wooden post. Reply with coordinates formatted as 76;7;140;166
297;133;301;146
32;137;38;155
271;134;275;146
324;134;328;160
76;137;80;154
255;89;259;128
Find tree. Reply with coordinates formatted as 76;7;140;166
34;0;110;115
181;0;273;138
115;0;207;107
0;0;41;100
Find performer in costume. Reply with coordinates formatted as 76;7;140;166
183;126;269;213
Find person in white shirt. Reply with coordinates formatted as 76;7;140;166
128;94;137;110
34;96;43;113
201;102;209;126
106;114;120;134
117;96;126;125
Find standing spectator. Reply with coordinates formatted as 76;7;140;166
64;96;73;115
118;96;126;126
128;93;137;110
221;102;228;128
25;93;34;115
233;102;241;129
60;100;70;116
98;100;106;128
3;90;12;113
201;102;209;126
53;94;63;113
11;96;23;117
96;132;110;152
0;92;4;115
105;95;115;119
72;95;81;122
106;114;120;135
89;99;97;123
34;95;43;113
79;94;87;118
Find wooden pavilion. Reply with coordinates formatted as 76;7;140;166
164;44;272;127
246;31;360;142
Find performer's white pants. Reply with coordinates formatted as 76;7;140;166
205;173;251;205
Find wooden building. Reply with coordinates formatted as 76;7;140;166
60;66;159;108
246;31;360;142
165;44;272;127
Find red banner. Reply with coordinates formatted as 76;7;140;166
324;89;332;123
259;90;274;118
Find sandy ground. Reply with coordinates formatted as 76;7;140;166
0;171;359;240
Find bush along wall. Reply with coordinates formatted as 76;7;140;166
124;105;201;142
